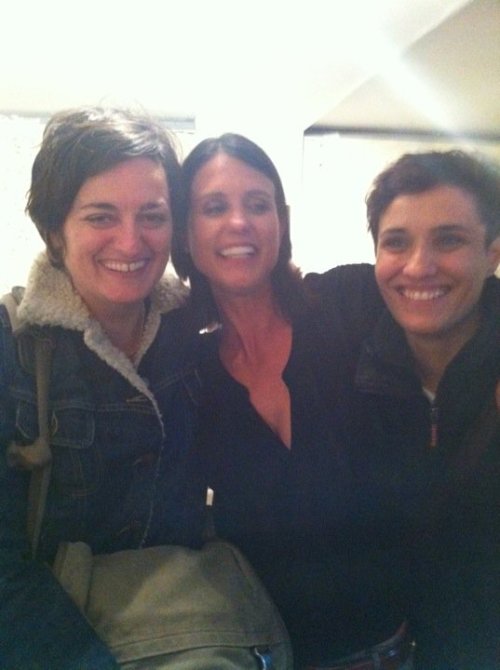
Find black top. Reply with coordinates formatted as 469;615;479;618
195;267;405;666
194;266;500;669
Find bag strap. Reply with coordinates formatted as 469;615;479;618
26;335;53;557
2;291;54;557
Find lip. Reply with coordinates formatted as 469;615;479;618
218;245;256;258
101;259;148;273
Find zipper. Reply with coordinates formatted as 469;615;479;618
429;400;439;448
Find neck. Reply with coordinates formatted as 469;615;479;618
406;318;480;394
93;301;146;359
216;288;287;361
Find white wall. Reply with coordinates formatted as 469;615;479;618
296;132;500;274
0;116;196;295
0;116;45;294
1;116;499;294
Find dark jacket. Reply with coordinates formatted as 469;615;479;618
324;267;500;670
0;254;204;669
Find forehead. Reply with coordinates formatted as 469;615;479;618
379;184;483;233
191;152;275;197
76;158;168;200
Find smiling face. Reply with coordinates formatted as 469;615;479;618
187;153;283;301
57;157;172;320
375;184;500;350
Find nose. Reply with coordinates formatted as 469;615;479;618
403;243;437;277
227;207;250;231
115;219;143;255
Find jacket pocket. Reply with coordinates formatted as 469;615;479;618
16;400;100;496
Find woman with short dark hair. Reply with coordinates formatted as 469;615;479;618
0;106;201;668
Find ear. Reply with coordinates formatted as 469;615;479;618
486;235;500;276
279;204;290;240
46;230;66;267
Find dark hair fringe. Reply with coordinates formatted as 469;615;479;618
366;149;500;244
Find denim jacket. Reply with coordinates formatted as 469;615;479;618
0;253;203;669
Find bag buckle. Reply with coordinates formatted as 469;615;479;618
253;646;273;669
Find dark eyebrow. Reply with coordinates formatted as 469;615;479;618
380;222;469;237
195;191;225;200
378;227;406;237
139;201;169;211
433;223;469;232
78;201;168;211
79;202;116;211
195;189;273;201
245;189;273;199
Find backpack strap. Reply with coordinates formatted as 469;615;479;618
2;291;54;557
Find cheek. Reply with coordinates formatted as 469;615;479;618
374;255;392;286
375;248;405;279
187;220;207;258
149;227;172;256
264;219;283;255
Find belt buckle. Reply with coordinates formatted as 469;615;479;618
304;624;415;670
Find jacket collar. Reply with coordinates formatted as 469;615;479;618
356;275;500;398
16;252;188;408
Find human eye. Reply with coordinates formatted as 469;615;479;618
245;193;273;216
84;212;115;227
140;210;171;228
434;231;466;251
249;199;272;215
378;233;408;252
201;198;227;217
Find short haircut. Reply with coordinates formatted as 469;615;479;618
26;106;182;266
366;150;500;245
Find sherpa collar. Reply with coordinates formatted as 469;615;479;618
16;252;188;406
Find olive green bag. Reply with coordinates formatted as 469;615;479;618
53;538;293;669
3;291;293;669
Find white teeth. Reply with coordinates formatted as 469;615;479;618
219;246;255;258
103;260;146;272
402;288;446;301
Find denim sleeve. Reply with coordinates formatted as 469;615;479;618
0;307;119;670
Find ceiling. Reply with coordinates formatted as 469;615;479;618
0;0;497;142
308;0;500;138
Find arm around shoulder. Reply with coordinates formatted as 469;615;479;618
304;263;384;337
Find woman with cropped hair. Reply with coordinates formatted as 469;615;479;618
0;106;203;668
312;149;500;668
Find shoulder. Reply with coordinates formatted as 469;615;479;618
479;275;500;351
304;263;384;334
305;262;377;295
484;274;500;308
0;291;24;378
1;287;25;331
151;306;201;368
